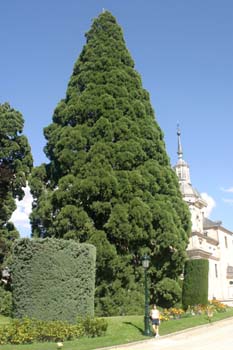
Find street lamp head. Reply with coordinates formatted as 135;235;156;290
142;254;150;269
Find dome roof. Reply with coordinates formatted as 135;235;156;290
180;182;198;197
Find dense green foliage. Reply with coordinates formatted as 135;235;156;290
11;238;96;323
0;102;32;310
29;11;191;314
0;317;108;344
0;103;33;263
154;277;182;308
0;286;12;316
182;259;209;309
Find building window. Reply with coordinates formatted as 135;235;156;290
225;237;228;248
230;281;233;285
215;264;218;278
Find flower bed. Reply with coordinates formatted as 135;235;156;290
160;300;228;322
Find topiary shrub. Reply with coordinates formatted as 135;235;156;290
11;238;96;323
154;277;182;308
182;259;209;309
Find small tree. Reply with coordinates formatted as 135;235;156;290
182;259;209;309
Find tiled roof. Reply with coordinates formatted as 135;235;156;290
203;217;222;229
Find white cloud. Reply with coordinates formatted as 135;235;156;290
220;186;233;193
10;185;33;236
220;187;233;207
201;192;216;217
222;198;233;205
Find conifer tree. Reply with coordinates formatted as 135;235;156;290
0;102;33;275
30;11;191;314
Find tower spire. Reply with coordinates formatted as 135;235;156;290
174;124;191;184
177;124;183;160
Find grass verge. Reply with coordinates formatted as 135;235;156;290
1;308;233;350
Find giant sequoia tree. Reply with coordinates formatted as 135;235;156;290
30;11;191;315
0;103;33;271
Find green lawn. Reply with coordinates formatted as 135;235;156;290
1;309;233;350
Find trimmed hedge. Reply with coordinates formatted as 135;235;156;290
11;238;96;323
182;258;209;309
0;317;108;344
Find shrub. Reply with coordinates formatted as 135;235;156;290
81;317;108;337
95;288;144;316
11;238;96;323
154;278;182;308
34;320;84;342
0;317;108;345
182;259;209;309
0;325;9;345
0;286;12;316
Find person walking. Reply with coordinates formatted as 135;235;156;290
150;304;160;337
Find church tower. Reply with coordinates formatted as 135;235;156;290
174;127;233;303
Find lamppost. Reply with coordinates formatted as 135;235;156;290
142;254;151;336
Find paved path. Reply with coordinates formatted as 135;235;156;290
103;317;233;350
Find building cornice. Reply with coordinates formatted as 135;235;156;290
191;231;219;246
187;249;212;260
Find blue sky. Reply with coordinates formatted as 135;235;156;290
1;0;233;236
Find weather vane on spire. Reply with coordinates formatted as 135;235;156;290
177;123;181;136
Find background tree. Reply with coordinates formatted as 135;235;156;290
0;102;33;286
30;11;191;315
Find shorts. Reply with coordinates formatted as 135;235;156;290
151;318;160;326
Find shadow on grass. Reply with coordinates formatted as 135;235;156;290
123;321;144;334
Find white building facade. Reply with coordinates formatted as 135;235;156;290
174;128;233;305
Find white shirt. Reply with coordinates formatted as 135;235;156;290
151;309;160;319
